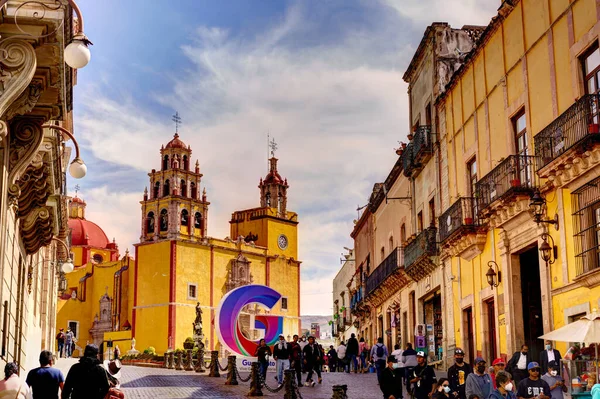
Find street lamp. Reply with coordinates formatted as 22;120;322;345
539;233;557;265
486;261;501;288
529;190;559;230
42;125;87;179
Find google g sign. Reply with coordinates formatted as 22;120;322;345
215;284;284;356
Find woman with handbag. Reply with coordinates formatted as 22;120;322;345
0;363;29;399
61;344;109;399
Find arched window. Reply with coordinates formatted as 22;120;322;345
183;155;189;171
146;212;155;234
181;209;189;227
153;182;160;199
190;182;197;199
194;212;203;229
265;192;271;207
160;209;168;231
162;155;169;171
163;179;170;197
389;236;394;252
380;246;385;261
181;179;187;197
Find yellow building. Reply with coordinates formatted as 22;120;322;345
435;0;600;363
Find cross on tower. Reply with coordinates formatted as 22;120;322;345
172;112;182;134
269;137;278;158
74;184;80;196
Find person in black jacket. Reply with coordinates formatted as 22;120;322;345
346;333;360;373
448;348;473;399
380;356;402;399
61;344;109;399
539;341;561;376
254;339;272;381
507;345;531;385
327;346;338;372
273;334;291;386
289;335;303;386
303;336;322;386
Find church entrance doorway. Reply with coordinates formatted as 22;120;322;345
518;246;544;360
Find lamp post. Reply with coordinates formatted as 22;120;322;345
529;190;559;230
52;237;74;295
42;125;87;179
539;233;557;266
486;261;501;289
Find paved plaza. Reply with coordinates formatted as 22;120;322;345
56;358;392;398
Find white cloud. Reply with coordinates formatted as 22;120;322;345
75;2;415;315
382;0;498;27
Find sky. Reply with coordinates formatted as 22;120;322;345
71;0;498;316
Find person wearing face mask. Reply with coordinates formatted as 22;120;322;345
380;356;403;399
448;348;473;399
507;345;532;385
516;362;550;399
273;334;291;387
539;341;561;377
465;357;492;399
490;359;507;390
489;371;517;399
540;362;566;399
433;378;452;399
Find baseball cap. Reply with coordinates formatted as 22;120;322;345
416;351;426;357
492;358;505;366
548;361;558;369
528;362;541;370
278;334;284;338
387;355;397;363
474;357;486;364
455;348;465;355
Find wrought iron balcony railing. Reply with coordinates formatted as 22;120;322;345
402;126;434;177
404;227;438;271
350;287;363;310
535;94;600;170
438;197;480;243
365;247;402;296
402;142;414;177
475;155;538;215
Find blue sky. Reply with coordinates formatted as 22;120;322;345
71;0;497;315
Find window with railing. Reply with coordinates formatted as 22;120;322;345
438;197;479;243
365;247;401;295
572;175;600;276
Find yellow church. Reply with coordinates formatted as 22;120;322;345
56;133;301;356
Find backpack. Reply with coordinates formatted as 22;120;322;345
376;344;384;358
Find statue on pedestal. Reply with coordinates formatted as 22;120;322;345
193;302;204;348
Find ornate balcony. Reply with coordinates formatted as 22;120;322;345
438;198;488;260
535;94;600;190
475;155;538;226
364;247;410;307
404;227;439;281
403;126;434;177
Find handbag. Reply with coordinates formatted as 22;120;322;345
104;369;125;399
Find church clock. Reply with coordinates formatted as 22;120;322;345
277;234;288;250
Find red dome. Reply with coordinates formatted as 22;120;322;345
68;218;110;248
165;133;187;149
72;197;85;204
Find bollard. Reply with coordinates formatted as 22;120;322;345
194;346;205;373
184;349;194;371
283;369;298;399
247;361;263;396
175;351;184;371
167;352;175;369
208;350;220;377
224;355;238;385
163;352;169;368
332;384;348;399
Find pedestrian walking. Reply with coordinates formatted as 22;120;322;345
539;341;562;376
410;350;436;399
0;363;29;399
253;339;272;382
540;361;566;399
380;356;402;399
64;329;74;358
337;341;348;372
26;350;64;399
113;345;121;360
359;338;369;373
448;348;472;399
402;343;418;393
489;371;517;399
289;335;303;387
490;358;507;389
303;336;322;387
507;345;531;385
371;337;389;382
102;359;124;398
432;378;452;399
465;357;493;399
516;362;551;399
273;334;291;387
61;344;109;399
391;344;405;396
56;329;65;358
327;345;338;372
347;333;360;373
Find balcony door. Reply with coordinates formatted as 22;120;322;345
583;44;600;125
513;111;532;186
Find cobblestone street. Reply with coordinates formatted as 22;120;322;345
56;358;396;398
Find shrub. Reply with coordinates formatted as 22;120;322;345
143;346;156;355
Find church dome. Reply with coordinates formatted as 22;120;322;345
68;218;110;248
165;133;187;149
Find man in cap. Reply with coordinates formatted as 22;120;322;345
491;358;506;389
410;350;437;399
448;348;473;399
540;361;566;399
273;334;291;387
466;357;493;399
381;356;402;399
517;362;550;399
102;359;122;388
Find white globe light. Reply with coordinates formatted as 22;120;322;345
69;158;87;179
64;40;91;69
62;260;74;274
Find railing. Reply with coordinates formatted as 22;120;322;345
475;155;538;214
438;197;479;243
365;247;402;295
412;125;433;161
402;142;414;177
404;227;438;269
535;94;600;170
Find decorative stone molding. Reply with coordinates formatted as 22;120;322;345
0;39;37;119
7;117;45;186
572;268;600;289
441;231;488;261
4;81;43;121
541;147;600;192
487;197;532;228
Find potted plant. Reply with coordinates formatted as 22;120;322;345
464;217;474;225
510;178;521;187
183;337;195;350
588;123;599;134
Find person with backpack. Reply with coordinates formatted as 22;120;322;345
410;351;437;399
56;329;65;358
64;329;74;358
371;337;389;382
337;341;348;373
359;338;369;373
346;333;360;373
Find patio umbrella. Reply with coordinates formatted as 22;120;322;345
539;311;600;360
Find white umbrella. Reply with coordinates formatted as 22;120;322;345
539;311;600;360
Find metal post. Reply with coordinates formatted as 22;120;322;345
208;350;220;377
175;351;183;371
167;352;174;369
184;349;194;371
283;369;298;399
194;346;205;373
224;355;238;385
163;352;168;368
247;361;263;396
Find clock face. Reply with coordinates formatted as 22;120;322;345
277;234;288;250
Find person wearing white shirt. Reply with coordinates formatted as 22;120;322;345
337;342;348;372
